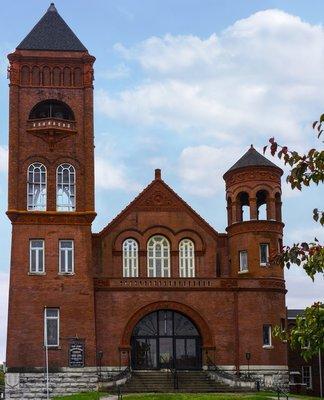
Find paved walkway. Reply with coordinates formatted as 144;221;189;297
101;396;118;400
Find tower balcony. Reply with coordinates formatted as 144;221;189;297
26;118;77;150
27;117;77;134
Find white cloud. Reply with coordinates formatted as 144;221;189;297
0;145;8;173
99;9;324;144
178;145;243;196
285;268;324;308
114;33;220;73
0;272;9;363
99;63;130;80
285;226;324;244
95;157;141;192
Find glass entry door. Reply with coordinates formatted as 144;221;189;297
132;338;157;369
131;310;202;370
175;338;199;369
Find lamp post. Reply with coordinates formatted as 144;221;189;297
44;308;49;400
245;352;251;378
319;348;323;399
97;351;103;380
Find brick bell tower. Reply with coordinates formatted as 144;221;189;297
6;3;96;369
223;145;284;278
223;146;287;371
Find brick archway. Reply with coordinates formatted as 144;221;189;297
120;301;214;348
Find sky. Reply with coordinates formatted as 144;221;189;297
0;0;324;363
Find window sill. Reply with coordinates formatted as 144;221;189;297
238;270;249;274
262;345;274;349
58;272;75;276
260;263;270;267
28;272;46;276
44;346;61;351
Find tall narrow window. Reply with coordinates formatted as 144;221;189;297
302;366;312;389
30;240;45;273
179;239;195;277
239;250;248;272
260;243;270;266
44;308;59;347
59;240;74;274
123;239;138;277
57;164;76;211
27;163;47;211
147;236;170;277
263;324;272;347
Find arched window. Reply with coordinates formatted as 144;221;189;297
27;163;47;211
123;239;138;277
179;239;195;277
256;190;269;220
29;100;75;121
147;236;170;277
56;164;76;211
236;191;250;222
227;197;232;225
275;192;282;222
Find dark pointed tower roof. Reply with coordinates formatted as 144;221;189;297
224;145;282;177
17;3;87;52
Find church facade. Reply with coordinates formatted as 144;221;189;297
5;4;288;398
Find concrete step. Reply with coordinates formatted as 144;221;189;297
101;370;256;394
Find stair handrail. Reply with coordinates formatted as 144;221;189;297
98;365;131;383
160;356;178;390
206;356;255;383
276;385;289;399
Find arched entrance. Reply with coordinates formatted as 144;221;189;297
131;310;202;370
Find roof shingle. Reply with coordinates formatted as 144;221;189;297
224;145;282;176
17;3;87;52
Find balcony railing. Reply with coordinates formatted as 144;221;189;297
94;277;285;291
27;118;77;134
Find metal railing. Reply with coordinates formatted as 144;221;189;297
160;356;179;390
169;364;179;390
98;366;131;383
206;356;255;383
27;118;77;132
276;386;289;399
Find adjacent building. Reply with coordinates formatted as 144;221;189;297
287;309;324;397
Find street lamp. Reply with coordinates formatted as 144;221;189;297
245;352;251;378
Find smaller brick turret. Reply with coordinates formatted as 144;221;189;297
223;145;284;278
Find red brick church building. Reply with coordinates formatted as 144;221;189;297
5;4;288;398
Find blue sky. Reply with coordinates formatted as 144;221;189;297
0;0;324;362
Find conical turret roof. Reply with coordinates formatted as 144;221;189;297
224;145;281;177
17;3;87;52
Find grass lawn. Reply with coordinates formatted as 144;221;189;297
122;394;274;400
53;393;108;400
53;392;323;400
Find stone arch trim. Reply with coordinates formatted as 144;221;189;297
120;301;214;348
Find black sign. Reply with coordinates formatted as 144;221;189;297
69;339;85;368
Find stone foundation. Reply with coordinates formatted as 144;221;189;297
5;367;120;399
5;365;289;399
206;365;289;390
